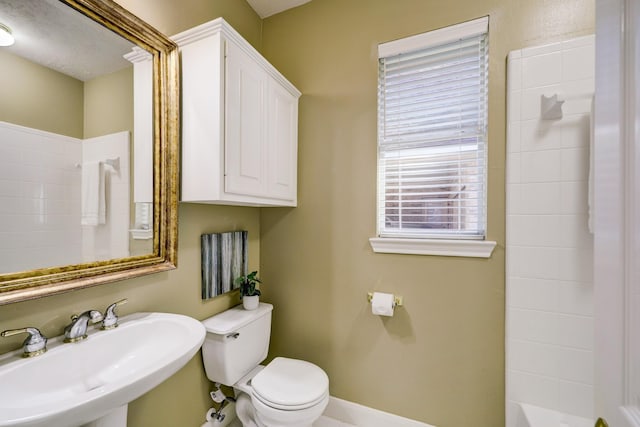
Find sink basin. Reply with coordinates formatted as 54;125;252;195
0;312;205;427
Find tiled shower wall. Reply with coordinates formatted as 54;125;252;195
506;35;595;426
81;132;130;262
0;121;82;273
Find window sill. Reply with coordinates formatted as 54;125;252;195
369;237;496;258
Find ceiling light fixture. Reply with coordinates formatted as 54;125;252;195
0;23;15;47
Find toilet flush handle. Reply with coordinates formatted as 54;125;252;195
226;332;240;339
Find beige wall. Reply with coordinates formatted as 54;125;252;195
259;1;594;426
0;2;262;426
84;66;134;139
0;46;134;140
0;1;595;426
0;50;83;138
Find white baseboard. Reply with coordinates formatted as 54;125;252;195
201;396;435;427
323;396;435;427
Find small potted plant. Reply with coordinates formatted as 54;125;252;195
235;271;262;310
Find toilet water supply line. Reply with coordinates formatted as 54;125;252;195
206;383;236;423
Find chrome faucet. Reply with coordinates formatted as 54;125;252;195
1;327;48;357
64;310;103;343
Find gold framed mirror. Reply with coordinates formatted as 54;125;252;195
0;0;179;304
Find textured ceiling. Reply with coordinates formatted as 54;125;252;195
0;0;135;81
0;0;312;82
246;0;312;18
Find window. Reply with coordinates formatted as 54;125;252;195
370;17;495;257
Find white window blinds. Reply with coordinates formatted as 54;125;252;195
377;17;488;240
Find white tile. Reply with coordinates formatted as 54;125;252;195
507;184;523;215
45;183;69;200
561;114;591;148
508;122;522;153
510;90;522;123
520;119;562;152
505;401;523;427
562;35;595;50
561;148;589;181
507;153;521;184
562;45;595;82
509;340;559;378
9;214;34;232
21;182;45;199
506;214;516;246
46;199;71;215
556;381;594;419
508;50;523;60
522;41;563;58
0;180;23;197
556;281;593;316
508;277;557;312
558;215;592;249
508;370;560;409
556;347;593;384
0;232;27;249
510;246;561;280
523;52;562;89
37;230;58;248
537;216;565;247
557;246;593;282
0;197;21;215
508;57;523;92
0;160;22;181
520;183;562;215
560;181;588;215
509;215;563;247
0;248;28;272
507;215;527;247
22;148;56;168
521;150;562;183
0;144;23;164
554;313;593;350
509;308;559;344
21;198;45;215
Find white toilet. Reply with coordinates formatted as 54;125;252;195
201;303;329;427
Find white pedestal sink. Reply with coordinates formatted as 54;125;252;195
0;312;205;427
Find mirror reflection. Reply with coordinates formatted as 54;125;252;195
0;0;154;274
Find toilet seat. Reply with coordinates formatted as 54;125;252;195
251;357;329;410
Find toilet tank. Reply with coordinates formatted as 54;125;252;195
201;302;273;385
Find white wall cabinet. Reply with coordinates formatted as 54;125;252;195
175;18;300;207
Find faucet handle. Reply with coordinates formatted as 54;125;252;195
69;310;103;323
102;298;128;330
1;327;48;358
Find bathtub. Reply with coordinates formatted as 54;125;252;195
517;404;593;427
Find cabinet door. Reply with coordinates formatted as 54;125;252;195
267;79;298;202
224;40;268;198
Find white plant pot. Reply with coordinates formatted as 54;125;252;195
243;295;259;310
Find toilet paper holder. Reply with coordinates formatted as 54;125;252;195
366;292;403;307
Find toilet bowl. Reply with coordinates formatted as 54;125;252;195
201;303;329;427
234;360;329;427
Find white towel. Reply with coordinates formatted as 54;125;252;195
81;161;106;226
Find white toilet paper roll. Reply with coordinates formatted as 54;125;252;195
371;292;395;317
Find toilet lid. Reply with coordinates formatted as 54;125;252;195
251;357;329;409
